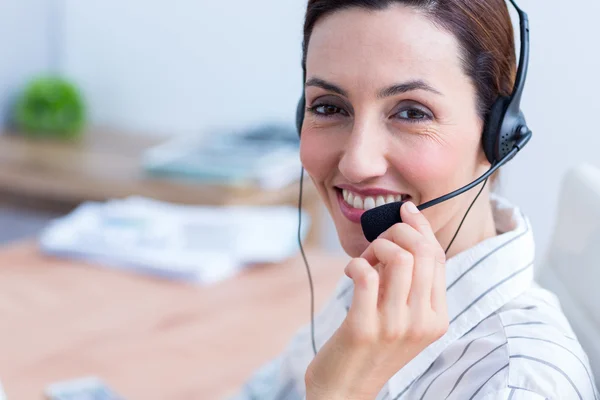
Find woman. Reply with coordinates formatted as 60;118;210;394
235;1;598;399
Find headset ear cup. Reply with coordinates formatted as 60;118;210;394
482;97;509;164
296;95;306;136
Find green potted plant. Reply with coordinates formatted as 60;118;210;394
14;75;86;141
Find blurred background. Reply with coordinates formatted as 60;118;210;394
1;0;599;256
1;1;599;398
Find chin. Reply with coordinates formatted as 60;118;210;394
327;200;367;257
336;227;370;258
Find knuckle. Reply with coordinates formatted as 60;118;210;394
417;218;431;231
436;319;450;338
361;266;379;286
391;223;406;238
345;258;359;275
433;245;447;262
429;320;449;341
404;312;449;343
414;240;434;256
372;238;388;251
405;322;426;341
348;325;378;346
391;249;413;266
436;249;447;265
381;323;401;343
349;258;365;270
347;258;379;287
421;316;449;341
345;259;356;272
373;238;387;245
397;323;409;338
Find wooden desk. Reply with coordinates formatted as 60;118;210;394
0;242;348;399
0;130;323;245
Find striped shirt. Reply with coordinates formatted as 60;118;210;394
233;195;599;399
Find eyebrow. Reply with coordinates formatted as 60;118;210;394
305;77;348;97
378;80;443;98
305;77;443;98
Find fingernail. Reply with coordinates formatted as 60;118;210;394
405;201;419;214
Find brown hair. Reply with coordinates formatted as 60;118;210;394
302;0;517;120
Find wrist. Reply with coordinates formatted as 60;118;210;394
305;366;381;400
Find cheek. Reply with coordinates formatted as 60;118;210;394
299;131;339;182
391;141;466;200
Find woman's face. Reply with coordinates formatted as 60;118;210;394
300;5;492;257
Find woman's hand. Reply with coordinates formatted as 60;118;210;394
305;202;449;400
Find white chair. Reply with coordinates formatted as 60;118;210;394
536;163;600;387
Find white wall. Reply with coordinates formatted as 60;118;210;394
58;0;600;256
499;0;600;257
0;0;55;126
61;0;306;135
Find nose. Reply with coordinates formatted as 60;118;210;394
338;119;389;183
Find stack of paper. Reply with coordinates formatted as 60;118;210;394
39;197;310;284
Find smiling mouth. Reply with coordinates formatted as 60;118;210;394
336;188;411;211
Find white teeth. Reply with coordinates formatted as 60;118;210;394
341;189;407;210
364;197;376;210
353;196;363;209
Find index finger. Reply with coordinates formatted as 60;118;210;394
400;201;440;248
360;238;403;268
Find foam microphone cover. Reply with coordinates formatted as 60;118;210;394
361;201;405;242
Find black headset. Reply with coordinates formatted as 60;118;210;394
296;0;532;356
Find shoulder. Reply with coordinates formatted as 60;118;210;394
496;285;598;399
411;286;598;399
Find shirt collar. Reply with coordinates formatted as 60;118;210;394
337;195;536;399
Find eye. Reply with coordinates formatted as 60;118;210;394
392;102;434;123
395;108;431;122
307;104;348;118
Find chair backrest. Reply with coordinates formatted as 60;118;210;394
536;163;600;386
